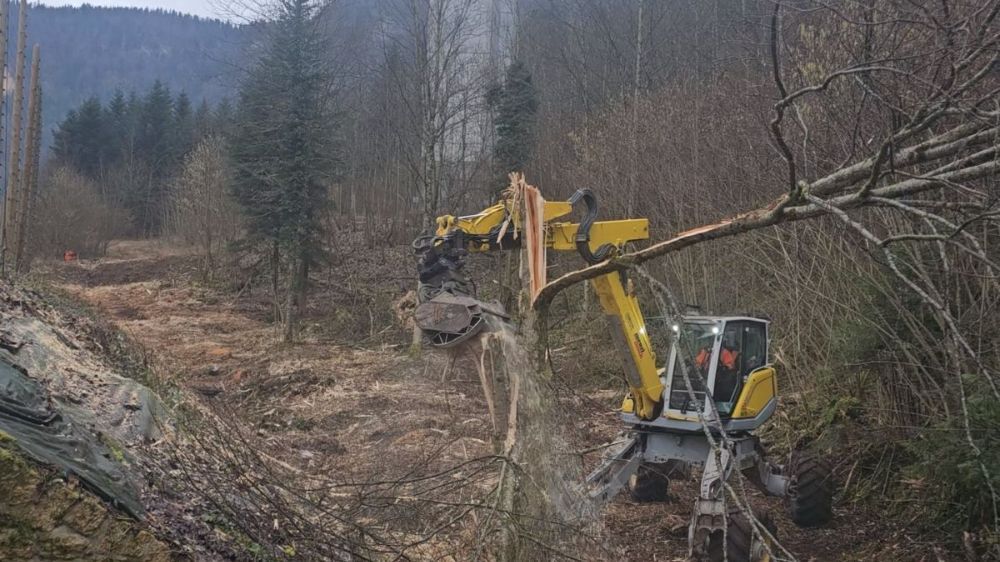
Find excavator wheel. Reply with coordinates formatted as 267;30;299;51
628;464;670;502
706;509;778;562
785;451;834;527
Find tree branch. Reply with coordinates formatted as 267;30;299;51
533;158;999;309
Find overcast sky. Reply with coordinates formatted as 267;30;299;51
38;1;230;20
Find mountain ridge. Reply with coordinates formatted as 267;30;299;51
6;2;242;150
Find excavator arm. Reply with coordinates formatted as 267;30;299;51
414;190;665;420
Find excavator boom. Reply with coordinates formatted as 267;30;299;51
414;189;664;420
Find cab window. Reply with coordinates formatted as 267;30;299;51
713;321;767;415
666;322;715;412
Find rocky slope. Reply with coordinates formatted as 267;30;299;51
0;281;172;560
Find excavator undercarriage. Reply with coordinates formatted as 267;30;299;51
413;187;834;561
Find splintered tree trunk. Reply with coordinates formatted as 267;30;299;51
498;252;519;314
484;248;571;562
4;0;26;271
14;44;40;272
482;178;587;561
0;1;10;271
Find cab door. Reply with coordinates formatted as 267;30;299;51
729;321;775;419
713;320;769;416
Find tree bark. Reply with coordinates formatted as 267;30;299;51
493;248;550;561
283;250;307;343
2;0;26;274
0;0;7;272
14;43;40;272
490;181;582;561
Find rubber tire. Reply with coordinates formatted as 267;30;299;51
785;451;834;527
707;510;777;562
628;464;670;502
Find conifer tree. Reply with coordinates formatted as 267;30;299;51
487;60;539;194
193;99;212;142
52;82;224;237
107;89;128;119
212;97;235;138
230;0;340;341
173;92;195;158
52;97;106;178
140;80;175;176
106;89;130;160
135;80;176;234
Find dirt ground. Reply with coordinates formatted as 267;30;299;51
42;239;945;561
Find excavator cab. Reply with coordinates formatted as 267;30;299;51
664;317;772;421
623;316;777;432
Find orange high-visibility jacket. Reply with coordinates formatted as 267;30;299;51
695;347;738;371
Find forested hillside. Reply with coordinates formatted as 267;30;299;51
10;3;240;148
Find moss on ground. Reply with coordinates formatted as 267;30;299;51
0;439;173;561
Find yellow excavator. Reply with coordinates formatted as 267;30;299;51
413;189;834;561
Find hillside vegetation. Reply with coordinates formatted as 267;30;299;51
10;3;240;148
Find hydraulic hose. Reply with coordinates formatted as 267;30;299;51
568;189;616;265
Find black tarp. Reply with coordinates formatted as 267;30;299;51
0;356;143;518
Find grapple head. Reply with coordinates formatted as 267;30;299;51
414;292;506;348
413;230;508;348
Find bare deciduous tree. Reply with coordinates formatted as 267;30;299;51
168;136;242;278
378;0;489;225
31;168;129;259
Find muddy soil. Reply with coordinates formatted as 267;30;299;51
44;240;941;561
